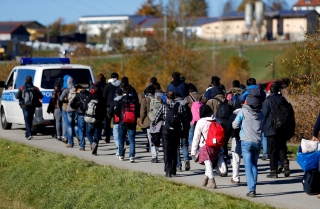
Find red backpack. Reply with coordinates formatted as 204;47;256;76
205;121;225;148
122;100;136;123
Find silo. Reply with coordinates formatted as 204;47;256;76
245;3;253;31
255;1;264;31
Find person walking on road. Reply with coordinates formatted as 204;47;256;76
262;83;295;178
152;91;190;177
167;72;188;99
191;105;219;189
232;88;263;197
15;76;43;140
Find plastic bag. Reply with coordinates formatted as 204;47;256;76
301;139;318;153
217;154;228;177
296;146;320;172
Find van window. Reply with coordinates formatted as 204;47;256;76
5;71;15;90
41;68;93;89
14;69;36;89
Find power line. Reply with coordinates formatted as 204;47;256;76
53;0;88;15
77;0;108;14
100;0;126;14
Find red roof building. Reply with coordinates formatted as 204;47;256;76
293;0;320;14
0;22;30;41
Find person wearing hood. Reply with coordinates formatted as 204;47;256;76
241;78;266;103
59;76;79;147
103;72;121;143
15;76;43;140
232;88;263;198
226;80;243;109
154;82;166;103
191;104;219;189
166;72;188;99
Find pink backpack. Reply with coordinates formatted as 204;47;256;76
190;94;203;125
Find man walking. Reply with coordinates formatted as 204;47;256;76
262;83;295;178
15;76;43;140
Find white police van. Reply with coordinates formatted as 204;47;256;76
0;57;96;135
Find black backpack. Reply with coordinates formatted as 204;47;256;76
269;98;294;133
20;86;38;107
214;98;234;124
164;103;181;131
79;91;92;112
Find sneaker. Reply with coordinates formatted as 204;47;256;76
151;158;158;163
284;164;290;177
206;178;217;189
26;136;33;140
119;156;124;161
177;166;182;172
62;138;68;144
246;191;255;197
66;144;73;148
92;143;98;155
57;136;62;141
79;148;85;151
129;157;134;163
115;153;119;158
231;178;240;184
266;172;278;178
185;160;190;171
261;155;268;161
165;173;172;178
277;165;284;174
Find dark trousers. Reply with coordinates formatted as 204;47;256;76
162;129;179;175
103;108;112;140
22;107;35;138
267;134;289;171
221;124;230;159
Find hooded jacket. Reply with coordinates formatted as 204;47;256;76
103;78;121;108
166;78;188;99
232;104;263;143
206;94;234;118
59;76;76;112
139;94;162;129
185;92;207;109
241;85;266;103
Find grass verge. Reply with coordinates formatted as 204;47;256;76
0;139;275;209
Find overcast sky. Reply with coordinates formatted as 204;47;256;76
0;0;299;25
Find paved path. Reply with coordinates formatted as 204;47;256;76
0;125;318;209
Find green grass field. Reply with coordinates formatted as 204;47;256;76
0;139;275;209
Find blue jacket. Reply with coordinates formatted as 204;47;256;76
167;79;188;99
241;85;266;103
204;85;225;100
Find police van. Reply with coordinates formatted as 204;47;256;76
0;57;96;134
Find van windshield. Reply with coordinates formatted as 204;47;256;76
41;68;93;89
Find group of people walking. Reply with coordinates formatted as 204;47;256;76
16;72;297;197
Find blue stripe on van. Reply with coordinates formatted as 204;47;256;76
1;91;52;104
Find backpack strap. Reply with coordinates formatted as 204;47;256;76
189;94;196;102
213;97;224;104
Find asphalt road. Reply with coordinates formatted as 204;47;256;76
0;124;318;209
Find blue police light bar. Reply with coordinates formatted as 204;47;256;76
20;58;70;65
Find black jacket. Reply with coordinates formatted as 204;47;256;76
262;93;295;138
103;81;120;108
15;83;43;108
227;109;240;139
115;94;140;128
91;90;106;120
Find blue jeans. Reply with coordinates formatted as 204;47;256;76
177;138;189;167
67;111;78;146
262;133;267;157
113;124;119;148
22;107;35;138
241;140;261;192
62;110;69;139
78;114;86;148
118;124;136;158
188;124;195;147
86;121;102;145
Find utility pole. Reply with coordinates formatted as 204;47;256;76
213;33;216;75
180;0;186;46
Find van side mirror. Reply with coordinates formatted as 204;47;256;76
0;81;4;88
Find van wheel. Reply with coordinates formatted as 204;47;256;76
31;125;38;136
1;108;12;130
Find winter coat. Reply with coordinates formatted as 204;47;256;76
184;92;207;109
241;85;266;103
206;94;234;117
191;117;219;155
204;85;225;100
232;104;263;143
15;83;43;108
91;90;106;121
262;93;295;138
103;78;121;108
166;78;188;99
139;95;162;129
115;94;140;128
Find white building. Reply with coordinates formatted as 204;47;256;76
293;0;320;14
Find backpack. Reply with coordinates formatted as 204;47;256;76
268;98;292;132
68;87;77;106
189;94;203;125
84;99;99;123
20;86;38;107
79;91;92;112
147;96;161;121
231;93;242;109
164;102;181;131
122;99;136;123
204;121;225;148
214;98;234;124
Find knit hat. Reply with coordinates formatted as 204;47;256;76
200;104;213;118
266;82;274;92
246;88;262;107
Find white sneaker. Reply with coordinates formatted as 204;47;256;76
115;153;119;158
119;156;124;161
27;136;33;140
129;157;134;163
